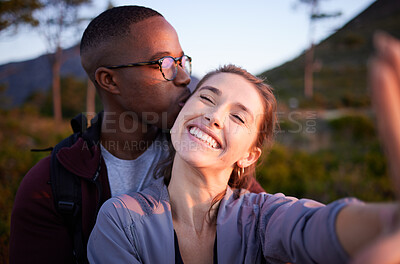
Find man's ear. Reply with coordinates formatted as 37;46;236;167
238;147;262;168
95;67;120;95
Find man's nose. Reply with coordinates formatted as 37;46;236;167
173;64;191;87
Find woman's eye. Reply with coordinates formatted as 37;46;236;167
200;95;214;104
233;114;245;124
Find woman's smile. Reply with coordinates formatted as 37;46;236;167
188;126;221;149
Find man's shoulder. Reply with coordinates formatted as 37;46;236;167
13;155;53;213
18;156;51;193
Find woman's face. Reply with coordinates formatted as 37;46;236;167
171;72;264;171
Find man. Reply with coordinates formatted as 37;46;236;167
10;5;264;264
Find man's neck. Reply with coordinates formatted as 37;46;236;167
100;112;159;160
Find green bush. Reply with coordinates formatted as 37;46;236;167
257;114;394;203
0;109;71;263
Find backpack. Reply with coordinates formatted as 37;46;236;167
32;113;101;264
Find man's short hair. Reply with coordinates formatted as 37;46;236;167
80;5;163;54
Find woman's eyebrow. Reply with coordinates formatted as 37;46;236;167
198;86;221;96
198;86;254;121
235;102;254;122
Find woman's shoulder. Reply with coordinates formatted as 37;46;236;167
225;187;298;207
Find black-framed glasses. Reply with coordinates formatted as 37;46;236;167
105;55;192;81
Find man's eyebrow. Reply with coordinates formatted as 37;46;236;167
149;51;184;61
198;86;222;96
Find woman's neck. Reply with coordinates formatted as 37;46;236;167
168;156;230;232
168;155;231;264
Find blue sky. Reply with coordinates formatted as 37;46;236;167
0;0;375;77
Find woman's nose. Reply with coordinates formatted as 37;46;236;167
205;110;224;129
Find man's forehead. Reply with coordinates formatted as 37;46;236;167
129;16;172;36
124;18;182;59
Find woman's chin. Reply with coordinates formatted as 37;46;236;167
175;149;215;167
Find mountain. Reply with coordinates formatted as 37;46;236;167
258;0;400;109
0;45;85;108
0;45;199;109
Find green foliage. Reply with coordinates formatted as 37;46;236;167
329;114;376;142
257;144;327;200
0;108;71;263
24;76;102;120
59;76;88;119
0;0;91;33
257;113;395;204
0;83;11;107
0;0;42;31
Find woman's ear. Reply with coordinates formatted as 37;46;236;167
238;147;262;168
95;67;120;95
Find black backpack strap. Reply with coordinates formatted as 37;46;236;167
71;113;88;134
50;113;90;264
51;134;87;264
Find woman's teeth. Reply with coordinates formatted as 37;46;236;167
189;127;219;149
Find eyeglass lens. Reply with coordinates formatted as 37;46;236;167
160;57;176;80
160;56;191;80
181;56;191;76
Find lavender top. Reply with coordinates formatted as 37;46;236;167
88;177;362;264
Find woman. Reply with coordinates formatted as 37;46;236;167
88;65;399;264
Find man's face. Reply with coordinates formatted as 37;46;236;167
108;16;191;130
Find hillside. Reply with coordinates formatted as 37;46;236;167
259;0;400;109
0;45;85;108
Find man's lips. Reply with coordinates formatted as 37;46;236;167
178;91;191;107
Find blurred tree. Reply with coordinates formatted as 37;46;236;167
106;0;114;10
297;0;341;98
35;0;91;124
0;0;42;31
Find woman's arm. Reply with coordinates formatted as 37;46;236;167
87;198;141;264
346;31;400;264
351;227;400;264
369;31;400;196
336;203;399;256
258;193;360;264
